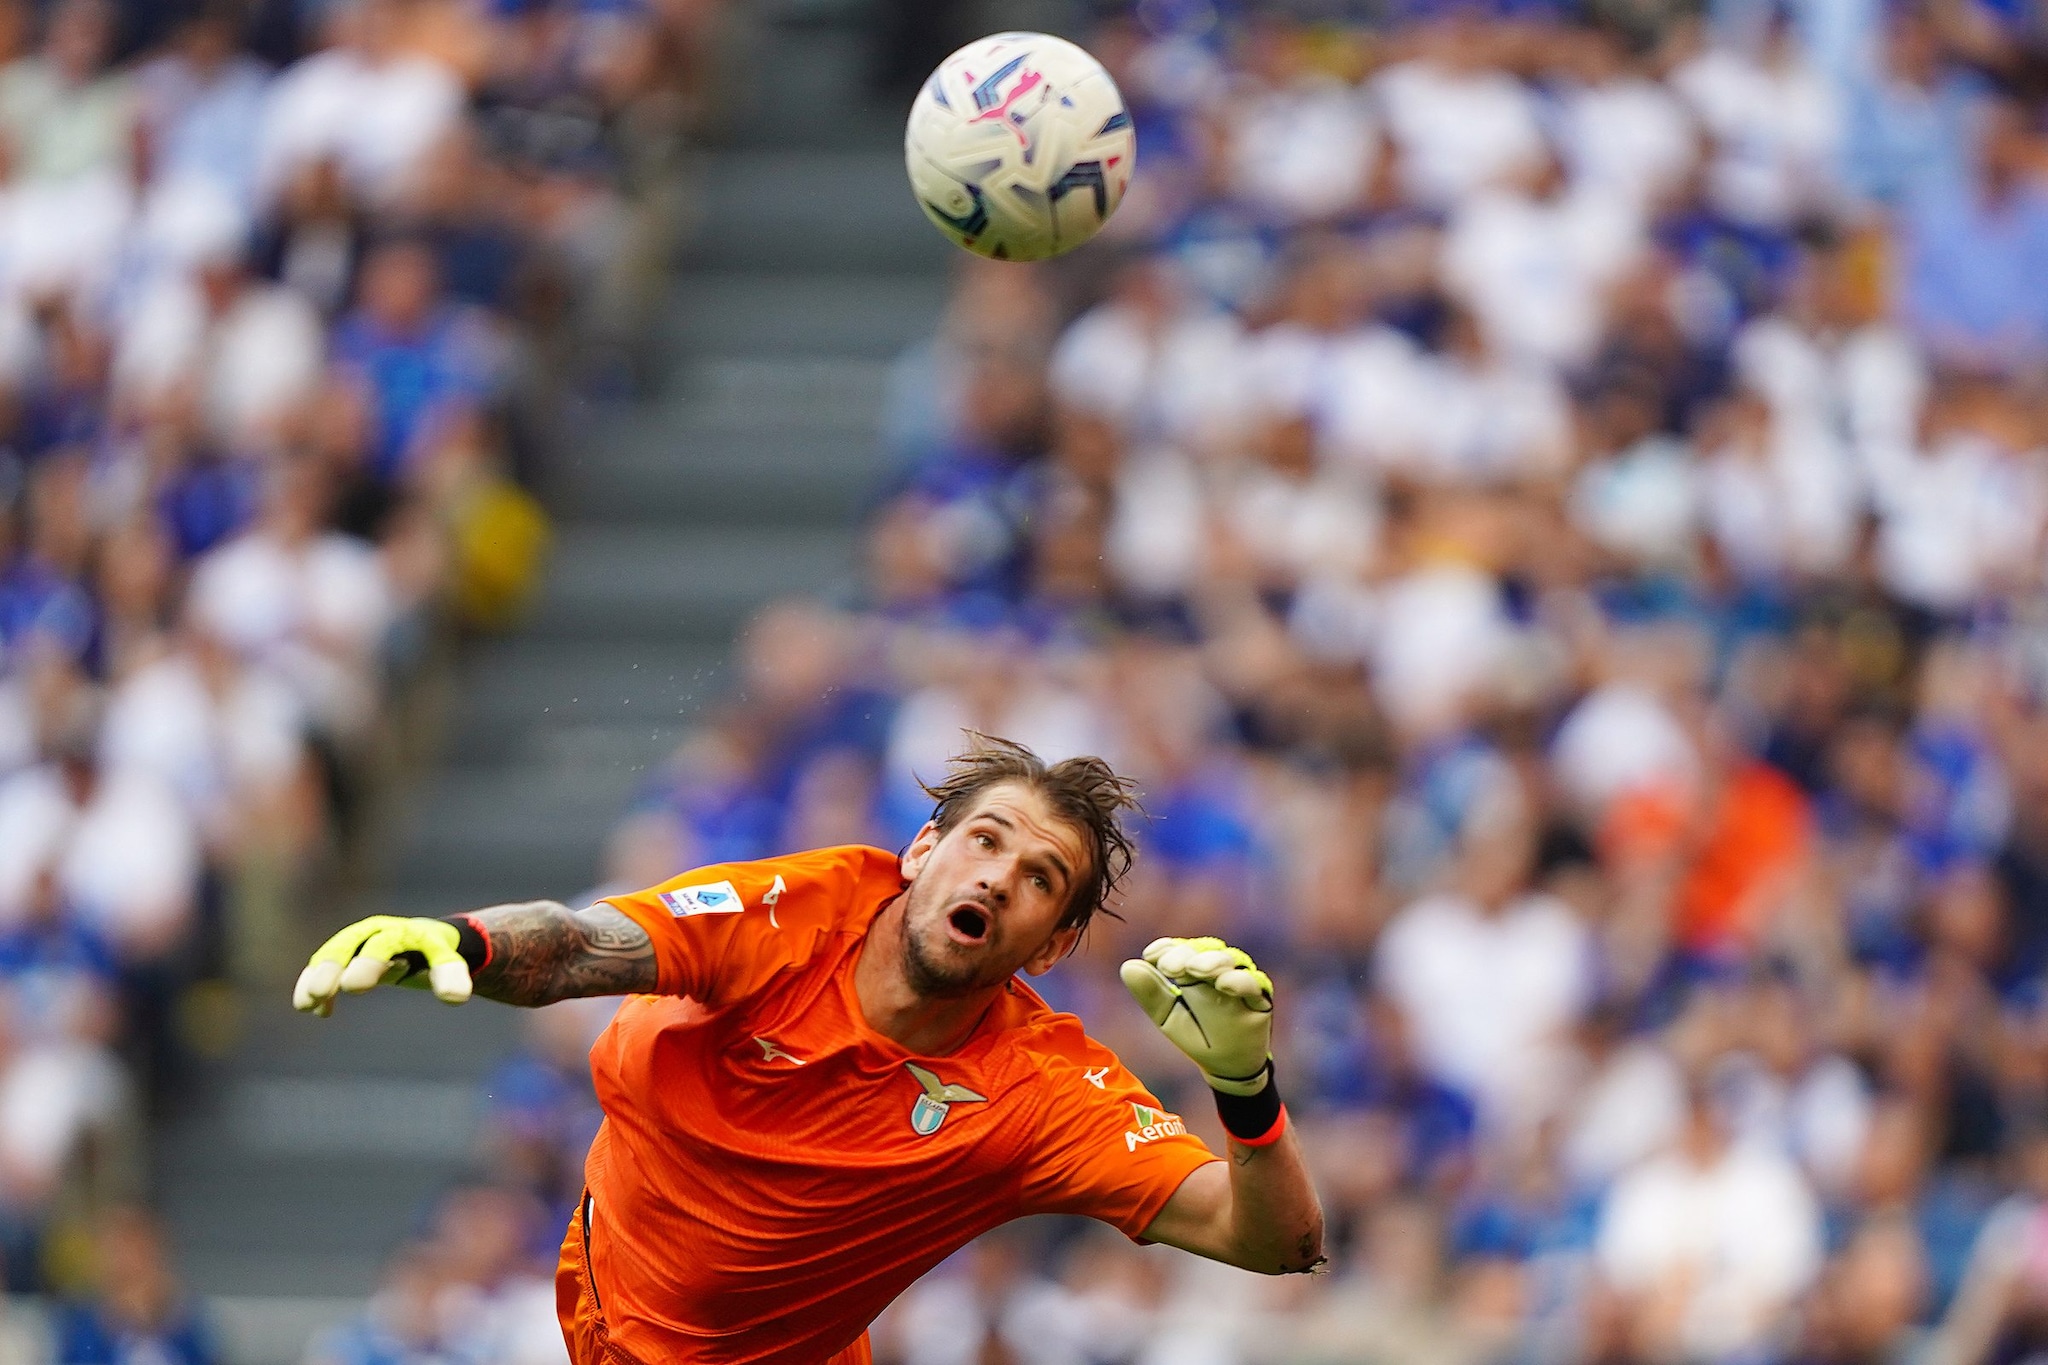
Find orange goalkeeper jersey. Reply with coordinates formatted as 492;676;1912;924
575;844;1220;1364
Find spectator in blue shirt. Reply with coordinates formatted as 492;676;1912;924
134;6;271;213
1840;9;1985;209
53;1208;220;1365
1898;95;2048;371
303;1244;457;1365
0;455;98;667
330;239;497;485
0;865;119;1048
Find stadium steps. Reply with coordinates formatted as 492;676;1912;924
152;10;949;1360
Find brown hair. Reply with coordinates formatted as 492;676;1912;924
920;732;1141;931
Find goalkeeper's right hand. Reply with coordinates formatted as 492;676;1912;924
293;916;473;1015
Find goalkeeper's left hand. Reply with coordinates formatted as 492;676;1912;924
1120;936;1273;1096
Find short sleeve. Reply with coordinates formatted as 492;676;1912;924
600;846;901;1006
1016;1043;1221;1239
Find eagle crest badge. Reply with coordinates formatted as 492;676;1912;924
905;1061;986;1136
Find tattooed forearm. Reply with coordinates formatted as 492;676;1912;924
466;901;656;1007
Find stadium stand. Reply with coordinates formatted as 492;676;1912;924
0;0;708;1357
47;0;2048;1357
535;1;2048;1363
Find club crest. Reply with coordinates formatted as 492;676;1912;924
905;1061;986;1136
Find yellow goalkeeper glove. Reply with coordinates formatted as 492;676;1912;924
293;916;474;1015
1119;936;1274;1096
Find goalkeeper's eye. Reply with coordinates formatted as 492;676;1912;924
1031;874;1050;893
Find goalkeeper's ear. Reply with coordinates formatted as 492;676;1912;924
898;821;942;880
1022;924;1080;976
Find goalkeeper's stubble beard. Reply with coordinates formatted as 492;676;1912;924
897;873;1039;1000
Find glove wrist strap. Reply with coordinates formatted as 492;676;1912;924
1212;1062;1285;1145
444;915;493;975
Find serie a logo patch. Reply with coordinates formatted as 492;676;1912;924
658;881;744;917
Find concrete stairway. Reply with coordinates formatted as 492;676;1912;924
152;9;950;1359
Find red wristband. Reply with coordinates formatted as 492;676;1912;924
445;914;494;974
1230;1104;1289;1148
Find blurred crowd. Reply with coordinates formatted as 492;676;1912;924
0;0;711;1343
305;997;610;1365
415;0;2048;1361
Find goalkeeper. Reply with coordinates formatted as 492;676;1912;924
295;735;1323;1365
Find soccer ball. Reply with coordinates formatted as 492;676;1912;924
905;33;1135;262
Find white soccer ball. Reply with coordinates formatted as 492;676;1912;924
905;32;1135;262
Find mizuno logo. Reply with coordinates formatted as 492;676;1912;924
753;1037;804;1066
905;1062;986;1136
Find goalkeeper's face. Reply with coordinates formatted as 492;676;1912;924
897;784;1089;998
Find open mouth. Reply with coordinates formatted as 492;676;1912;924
946;905;990;944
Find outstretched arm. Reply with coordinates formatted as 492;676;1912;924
1142;1123;1323;1275
292;902;656;1015
463;901;656;1005
1122;936;1325;1275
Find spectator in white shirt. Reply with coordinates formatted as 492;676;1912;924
1552;673;1702;824
1372;16;1545;211
0;941;125;1217
255;0;464;209
1046;260;1249;452
54;755;199;965
876;1232;1090;1365
1672;16;1845;228
1214;389;1380;593
1224;20;1378;226
1717;974;1873;1195
1571;380;1702;570
1698;390;1863;583
1318;311;1431;476
1597;1079;1825;1362
1732;241;1929;458
1865;377;2048;617
114;232;325;453
1378;797;1595;1133
1934;1127;2048;1365
185;456;394;741
1553;29;1700;215
98;619;310;861
1104;438;1207;603
1409;306;1576;485
1442;151;1645;372
0;0;130;186
1563;1016;1689;1190
1360;561;1516;743
0;0;135;305
0;719;198;961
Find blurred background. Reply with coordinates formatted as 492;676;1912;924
2;0;2048;1359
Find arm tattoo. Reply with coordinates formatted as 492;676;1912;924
467;901;656;1007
